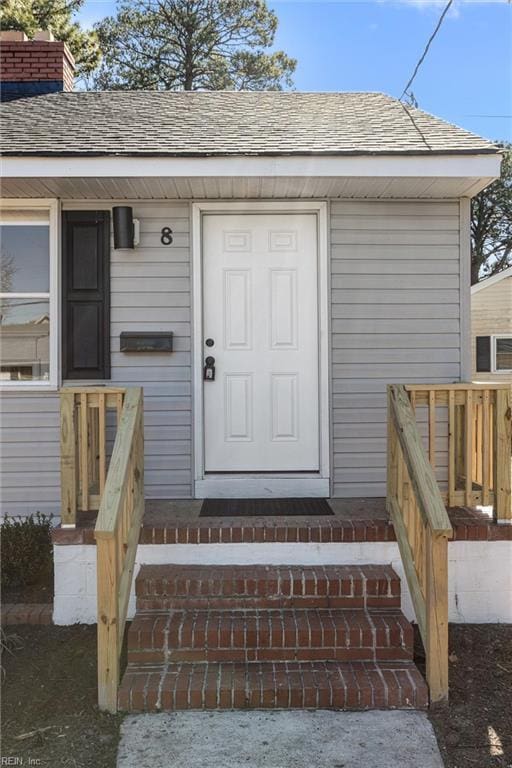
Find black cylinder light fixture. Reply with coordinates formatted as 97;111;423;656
113;206;135;249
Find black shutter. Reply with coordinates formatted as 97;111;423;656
476;336;491;373
62;211;110;379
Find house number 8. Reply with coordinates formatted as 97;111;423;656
161;227;173;245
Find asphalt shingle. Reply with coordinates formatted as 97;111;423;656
0;90;498;156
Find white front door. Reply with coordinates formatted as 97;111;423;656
202;213;319;472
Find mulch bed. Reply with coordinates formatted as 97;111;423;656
1;625;123;768
416;625;512;768
1;623;510;767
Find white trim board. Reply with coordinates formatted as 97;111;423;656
192;201;330;498
1;153;501;179
59;196;484;206
195;478;330;499
459;198;472;381
0;197;60;392
491;334;512;375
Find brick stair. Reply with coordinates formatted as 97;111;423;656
118;564;428;712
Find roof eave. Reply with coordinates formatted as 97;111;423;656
471;266;512;294
0;152;502;201
0;147;501;158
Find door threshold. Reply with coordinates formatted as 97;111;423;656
204;471;322;477
195;477;330;499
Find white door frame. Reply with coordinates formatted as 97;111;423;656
192;201;330;498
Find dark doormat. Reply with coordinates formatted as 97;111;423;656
199;498;333;517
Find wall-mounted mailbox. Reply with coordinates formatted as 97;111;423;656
120;332;173;353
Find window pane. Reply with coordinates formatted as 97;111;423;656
0;225;49;292
496;338;512;371
0;299;49;381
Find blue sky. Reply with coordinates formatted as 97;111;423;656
78;0;512;142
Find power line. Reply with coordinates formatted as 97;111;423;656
400;0;454;105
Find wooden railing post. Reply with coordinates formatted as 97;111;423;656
454;402;465;491
387;384;452;704
448;390;456;507
60;391;77;528
60;386;142;711
96;535;120;713
392;382;511;699
94;387;144;713
425;530;449;703
494;388;512;524
387;388;398;507
79;392;89;511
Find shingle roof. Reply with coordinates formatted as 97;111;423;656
0;90;498;157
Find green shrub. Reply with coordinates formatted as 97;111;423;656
0;513;54;589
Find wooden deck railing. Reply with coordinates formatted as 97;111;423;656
60;387;127;527
388;382;512;702
387;384;453;703
405;384;512;523
94;387;144;713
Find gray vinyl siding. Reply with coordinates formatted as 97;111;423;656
0;393;60;515
109;203;191;499
330;200;461;498
0;202;192;516
0;196;465;515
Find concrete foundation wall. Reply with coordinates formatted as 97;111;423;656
53;540;512;625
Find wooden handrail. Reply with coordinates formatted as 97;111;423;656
387;384;453;703
389;386;452;534
60;387;127;527
94;387;144;713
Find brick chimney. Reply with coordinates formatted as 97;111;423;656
0;30;75;102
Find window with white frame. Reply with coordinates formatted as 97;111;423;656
493;335;512;373
0;203;58;387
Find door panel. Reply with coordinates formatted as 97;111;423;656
224;270;252;349
203;213;319;472
270;270;297;348
225;374;253;441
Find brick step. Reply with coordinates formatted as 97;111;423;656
127;608;413;664
118;660;428;712
136;564;401;610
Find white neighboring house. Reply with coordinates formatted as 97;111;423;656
472;266;512;382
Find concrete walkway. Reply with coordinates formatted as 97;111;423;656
117;710;444;768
